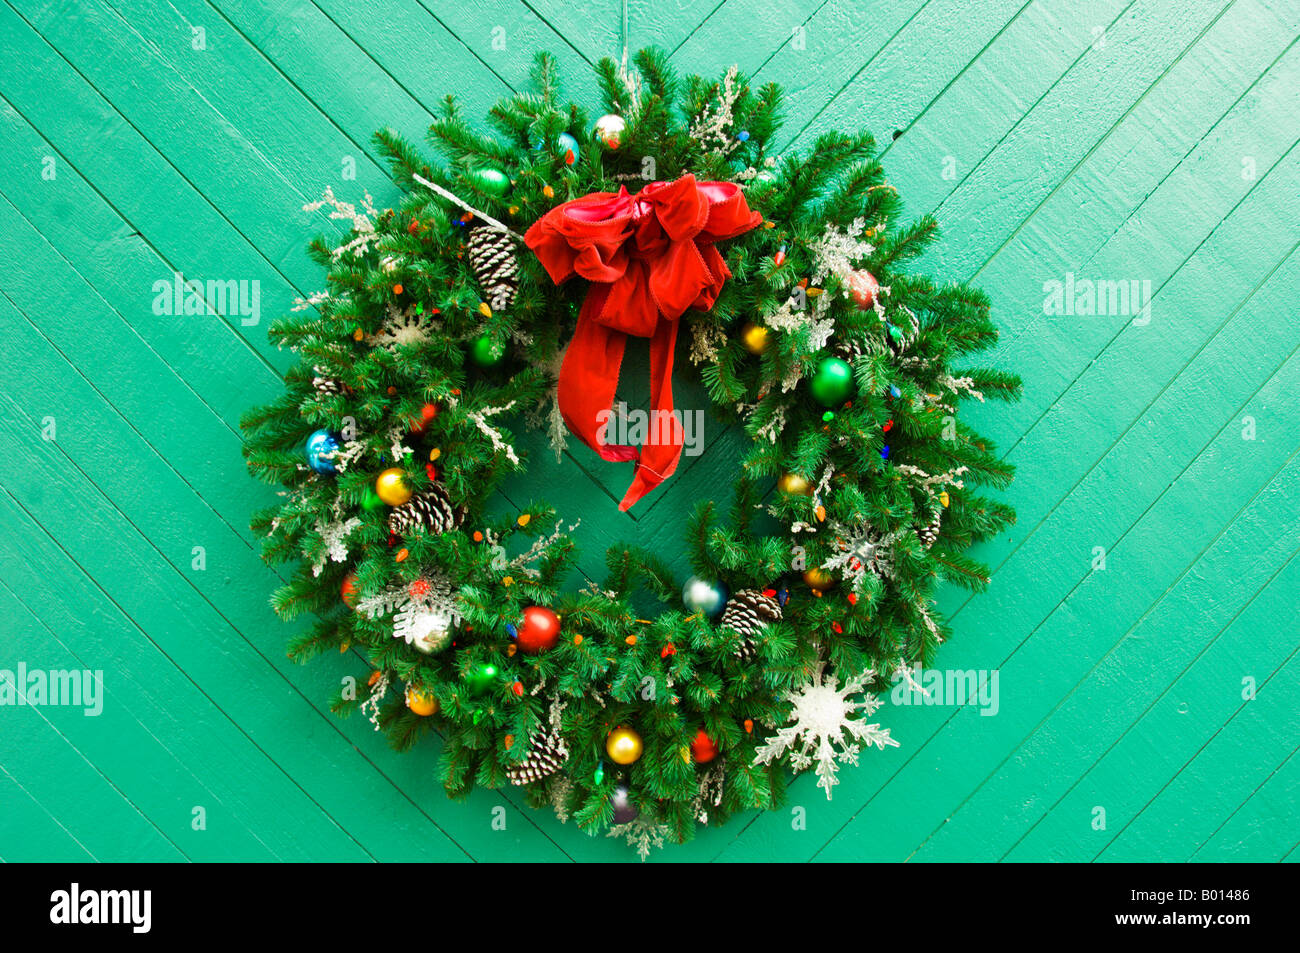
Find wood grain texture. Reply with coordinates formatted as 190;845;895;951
0;0;1295;862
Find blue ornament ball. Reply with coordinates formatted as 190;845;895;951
557;132;580;167
305;429;341;475
682;575;728;619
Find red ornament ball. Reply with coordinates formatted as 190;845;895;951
341;571;360;609
516;606;561;654
691;727;719;763
411;402;439;435
848;268;879;310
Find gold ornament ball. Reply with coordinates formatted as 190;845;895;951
740;322;771;354
803;568;836;591
605;726;644;765
405;686;439;717
777;472;813;496
375;467;413;506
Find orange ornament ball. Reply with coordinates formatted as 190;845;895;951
803;567;836;591
516;606;561;654
341;571;360;609
405;685;438;716
691;728;719;763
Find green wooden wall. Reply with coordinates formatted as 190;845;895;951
1;0;1297;863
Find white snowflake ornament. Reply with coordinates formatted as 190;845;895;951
753;662;899;799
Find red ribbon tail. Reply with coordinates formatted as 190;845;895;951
617;318;683;511
558;297;639;464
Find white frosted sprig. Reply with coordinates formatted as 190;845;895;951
468;401;520;466
688;65;743;157
360;671;391;732
688;322;727;366
411;172;521;239
508;519;581;576
303;187;380;259
291;289;334;313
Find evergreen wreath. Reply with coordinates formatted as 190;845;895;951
241;49;1020;858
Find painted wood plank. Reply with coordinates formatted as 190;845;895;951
910;454;1300;860
1003;545;1299;861
0;592;186;861
1192;740;1300;861
526;0;725;64
763;0;1029;151
0;576;288;860
0;765;96;862
1100;647;1300;861
0;6;300;372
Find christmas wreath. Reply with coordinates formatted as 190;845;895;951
241;50;1019;858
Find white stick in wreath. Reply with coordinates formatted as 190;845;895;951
411;172;524;240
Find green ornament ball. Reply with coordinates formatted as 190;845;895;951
465;662;499;696
470;334;506;367
809;357;855;407
469;167;510;196
361;487;384;511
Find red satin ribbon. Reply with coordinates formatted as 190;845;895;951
524;174;761;510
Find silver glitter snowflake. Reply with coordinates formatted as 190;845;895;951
753;662;898;799
310;516;362;576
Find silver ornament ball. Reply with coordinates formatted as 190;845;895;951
611;784;638;825
593;113;627;151
682;575;729;619
407;609;453;654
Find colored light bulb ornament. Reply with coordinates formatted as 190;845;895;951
305;429;341;475
340;571;360;609
411;402;438;435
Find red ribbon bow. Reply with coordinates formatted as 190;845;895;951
524;174;762;510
